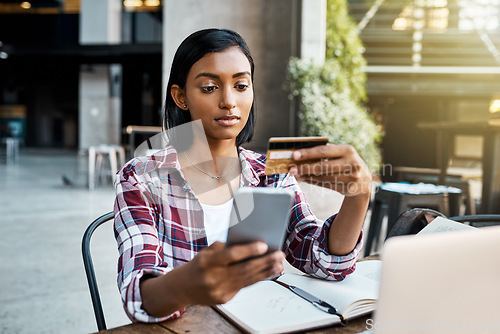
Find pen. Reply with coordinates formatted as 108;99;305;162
273;279;347;326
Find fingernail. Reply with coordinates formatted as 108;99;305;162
293;151;301;160
257;242;268;253
273;250;284;261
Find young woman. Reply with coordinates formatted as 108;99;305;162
114;28;372;323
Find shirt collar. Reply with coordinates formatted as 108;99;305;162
238;147;266;187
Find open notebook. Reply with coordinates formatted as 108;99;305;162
215;260;382;334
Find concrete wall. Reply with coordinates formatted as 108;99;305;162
80;0;121;45
79;0;122;149
163;0;303;151
301;0;326;62
79;65;122;147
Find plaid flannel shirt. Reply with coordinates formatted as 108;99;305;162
114;146;363;323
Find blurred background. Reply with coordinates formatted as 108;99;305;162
1;0;499;333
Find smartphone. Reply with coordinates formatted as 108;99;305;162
264;136;329;175
226;187;294;251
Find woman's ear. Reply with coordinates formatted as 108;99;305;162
171;85;189;110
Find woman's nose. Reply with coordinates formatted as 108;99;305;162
219;87;236;110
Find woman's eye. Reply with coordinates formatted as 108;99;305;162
236;84;249;91
201;86;217;93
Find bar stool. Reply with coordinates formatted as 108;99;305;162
88;145;125;190
1;137;20;164
364;182;462;256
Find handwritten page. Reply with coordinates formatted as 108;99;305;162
219;280;339;333
416;217;475;235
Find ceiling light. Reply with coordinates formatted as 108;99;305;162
490;99;500;113
144;0;160;6
413;31;423;41
123;0;143;7
20;2;31;9
413;20;424;30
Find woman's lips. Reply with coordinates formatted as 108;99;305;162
215;115;240;126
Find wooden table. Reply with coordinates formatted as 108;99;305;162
100;305;371;334
98;256;379;334
418;119;500;214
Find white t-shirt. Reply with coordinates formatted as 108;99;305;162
200;199;234;245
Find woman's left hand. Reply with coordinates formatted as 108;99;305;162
289;143;372;198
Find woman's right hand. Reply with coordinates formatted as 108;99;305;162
140;241;284;318
184;241;285;305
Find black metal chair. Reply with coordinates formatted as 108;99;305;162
81;211;114;332
385;208;446;241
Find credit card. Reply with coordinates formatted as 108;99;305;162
264;136;328;175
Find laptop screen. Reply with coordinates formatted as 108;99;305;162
372;226;500;334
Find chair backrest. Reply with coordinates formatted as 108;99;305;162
81;211;114;332
385;208;446;240
449;214;500;227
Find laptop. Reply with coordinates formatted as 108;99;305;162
371;225;500;334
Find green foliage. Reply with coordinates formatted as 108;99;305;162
287;58;382;172
326;0;367;103
286;0;382;172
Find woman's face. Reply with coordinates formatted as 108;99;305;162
174;46;254;146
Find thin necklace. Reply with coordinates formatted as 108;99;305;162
183;151;240;180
